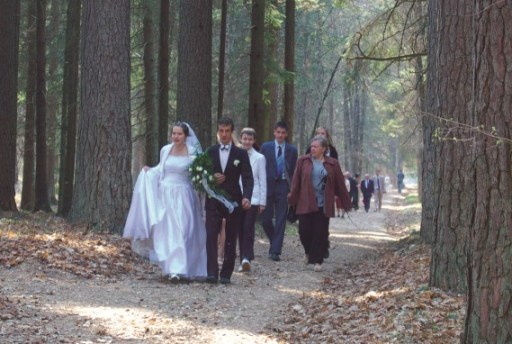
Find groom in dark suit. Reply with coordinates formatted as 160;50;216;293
260;121;298;261
205;117;253;284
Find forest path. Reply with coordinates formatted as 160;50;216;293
0;188;408;343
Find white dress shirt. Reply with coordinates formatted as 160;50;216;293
220;143;231;172
240;148;267;206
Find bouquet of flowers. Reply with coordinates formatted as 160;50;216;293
189;151;216;192
188;151;237;213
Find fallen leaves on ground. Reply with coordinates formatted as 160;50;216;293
274;240;465;343
0;212;153;279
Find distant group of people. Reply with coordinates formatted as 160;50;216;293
123;118;403;284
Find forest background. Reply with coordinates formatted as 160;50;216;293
0;0;511;343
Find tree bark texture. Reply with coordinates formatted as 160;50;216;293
158;0;170;148
34;0;52;212
143;0;158;166
263;0;280;143
70;0;132;232
283;0;295;142
58;0;81;216
21;0;37;210
217;0;227;121
420;0;441;244
427;0;474;294
247;0;266;143
177;0;212;146
463;1;512;342
0;0;20;212
46;0;61;204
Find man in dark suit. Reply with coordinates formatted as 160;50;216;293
205;117;253;284
260;121;298;261
360;174;374;212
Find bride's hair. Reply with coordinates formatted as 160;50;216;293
173;122;190;137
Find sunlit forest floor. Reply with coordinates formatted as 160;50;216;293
0;187;464;343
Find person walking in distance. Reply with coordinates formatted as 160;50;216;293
204;117;254;284
360;174;374;212
260;121;298;262
372;169;386;211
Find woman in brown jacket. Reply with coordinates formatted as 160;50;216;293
288;136;351;271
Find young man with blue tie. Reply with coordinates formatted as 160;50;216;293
260;121;298;261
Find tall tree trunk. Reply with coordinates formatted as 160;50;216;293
247;0;265;141
420;0;442;245
58;0;81;216
143;0;158;165
34;0;51;212
264;0;279;143
157;0;170;148
46;0;61;204
427;0;472;294
283;0;295;141
21;0;37;210
69;0;132;232
217;0;227;120
0;0;20;212
342;84;351;170
177;1;212;146
463;1;512;342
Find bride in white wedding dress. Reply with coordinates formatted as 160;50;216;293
123;122;207;281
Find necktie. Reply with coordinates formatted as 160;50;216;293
377;177;380;189
276;145;284;178
221;144;229;151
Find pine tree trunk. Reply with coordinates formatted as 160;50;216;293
21;0;37;211
69;0;132;232
463;1;512;342
58;0;81;216
177;0;212;146
283;0;295;141
247;0;265;142
427;0;473;294
46;0;61;205
216;0;227;120
143;0;158;165
157;0;170;148
34;0;52;212
0;0;20;212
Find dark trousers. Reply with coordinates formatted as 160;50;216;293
205;205;242;279
261;179;289;255
351;191;359;210
362;194;372;211
298;208;329;265
238;205;258;261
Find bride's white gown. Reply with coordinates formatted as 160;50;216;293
123;147;207;278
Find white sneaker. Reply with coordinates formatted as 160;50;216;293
237;265;243;272
304;254;309;265
314;264;322;272
241;258;251;272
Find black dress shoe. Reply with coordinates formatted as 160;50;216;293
270;254;281;261
205;276;218;284
219;277;231;285
324;249;329;259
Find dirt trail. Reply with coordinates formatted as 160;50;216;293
0;189;407;343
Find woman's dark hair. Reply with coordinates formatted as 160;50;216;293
174;122;190;136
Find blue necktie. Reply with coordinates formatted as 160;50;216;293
276;145;284;178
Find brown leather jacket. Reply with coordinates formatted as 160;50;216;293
288;155;351;217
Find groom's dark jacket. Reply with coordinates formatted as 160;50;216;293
205;144;254;210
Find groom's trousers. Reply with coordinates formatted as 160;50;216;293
205;205;243;280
